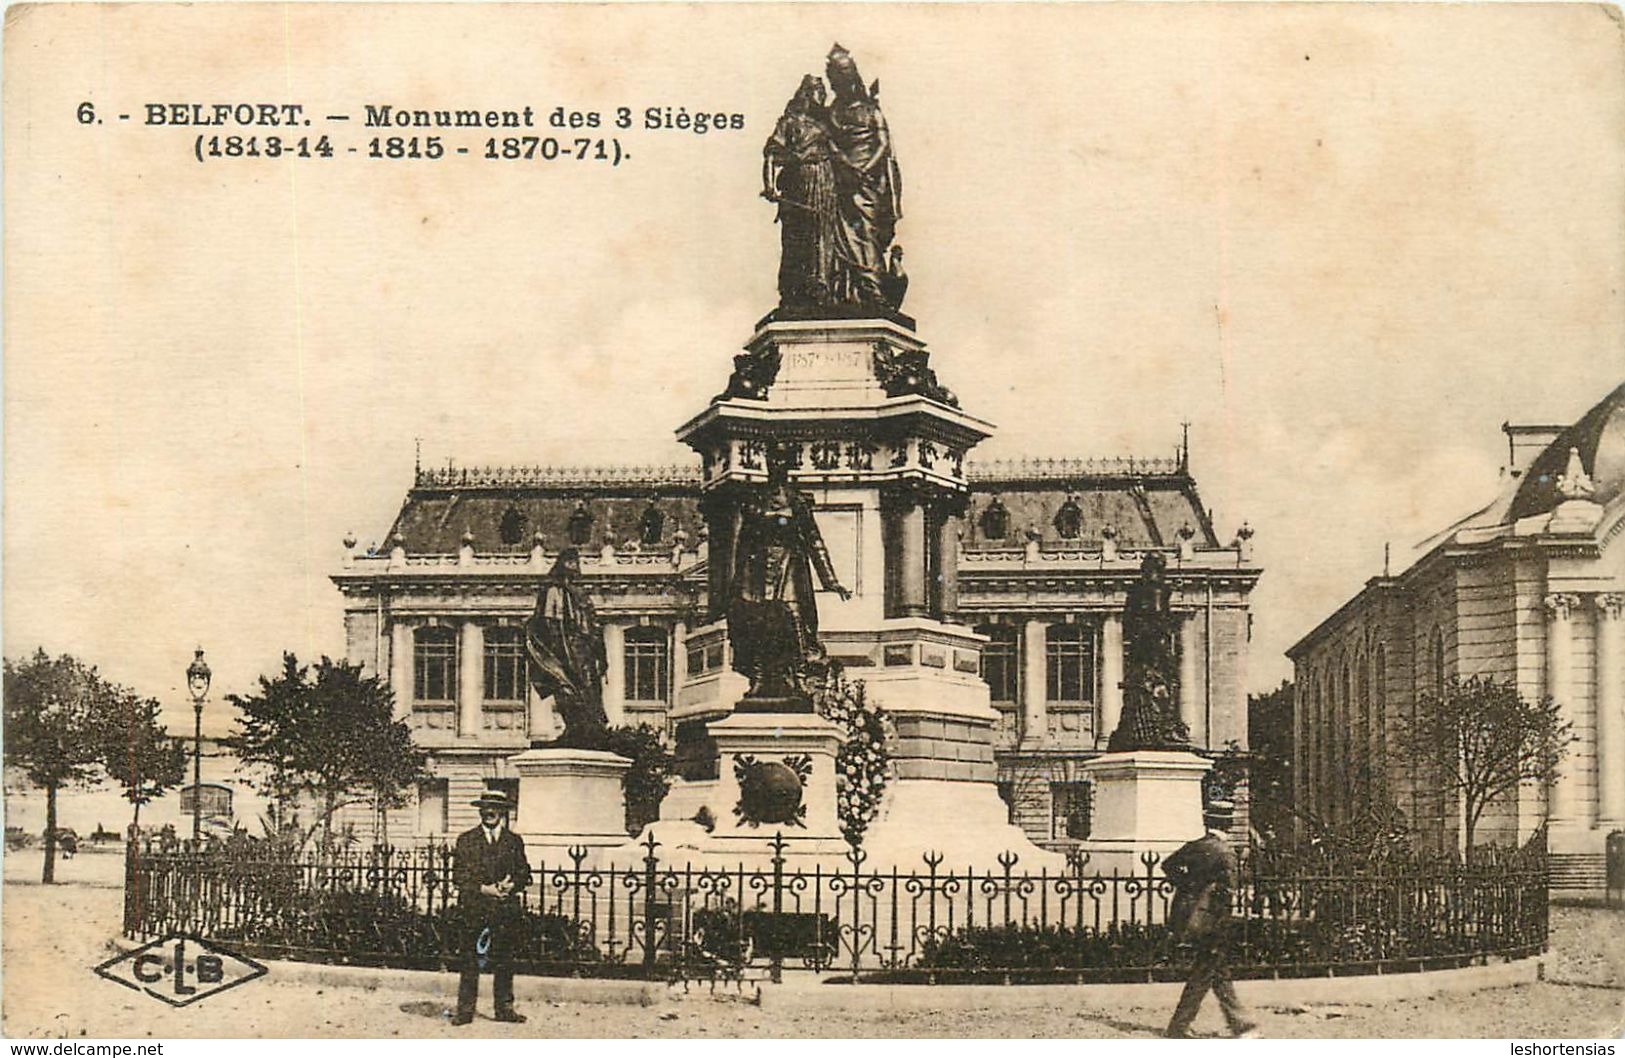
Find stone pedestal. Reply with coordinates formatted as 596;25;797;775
700;710;850;859
508;748;632;858
862;780;1066;872
1079;750;1212;871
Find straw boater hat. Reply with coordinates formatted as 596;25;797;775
471;790;514;813
1203;799;1235;825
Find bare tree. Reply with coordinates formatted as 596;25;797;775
1396;675;1573;859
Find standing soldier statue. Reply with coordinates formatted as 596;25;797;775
728;446;851;706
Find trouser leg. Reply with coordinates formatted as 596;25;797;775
491;921;516;1012
1212;966;1253;1034
493;966;515;1012
457;948;480;1015
1166;951;1214;1036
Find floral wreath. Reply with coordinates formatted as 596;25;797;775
812;665;893;846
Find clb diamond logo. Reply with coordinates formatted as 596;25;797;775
94;934;267;1007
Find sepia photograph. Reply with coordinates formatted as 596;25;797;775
3;2;1622;1043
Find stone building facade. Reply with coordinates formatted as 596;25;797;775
1287;382;1625;887
332;452;1260;850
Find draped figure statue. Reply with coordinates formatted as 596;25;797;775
1107;553;1193;752
763;75;839;311
824;43;903;311
525;548;610;746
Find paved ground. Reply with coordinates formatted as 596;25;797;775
4;849;1621;1039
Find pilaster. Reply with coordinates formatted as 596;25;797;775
1098;614;1124;747
390;619;414;722
458;621;483;738
1178;614;1201;746
603;621;627;726
1544;592;1581;824
1022;619;1047;743
1595;593;1624;825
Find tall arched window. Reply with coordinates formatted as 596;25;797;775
483;626;527;702
413;626;457;704
1046;624;1095;703
624;625;671;702
976;624;1020;703
1430;629;1446;699
1336;657;1351;820
1373;644;1388;798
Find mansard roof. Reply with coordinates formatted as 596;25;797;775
1509;380;1625;520
380;455;1220;555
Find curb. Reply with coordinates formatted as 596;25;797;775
107;937;671;1007
109;935;1540;1010
770;957;1542;1011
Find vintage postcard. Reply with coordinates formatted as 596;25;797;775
4;2;1622;1043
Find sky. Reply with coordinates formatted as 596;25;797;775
5;3;1623;734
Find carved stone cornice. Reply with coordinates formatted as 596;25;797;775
1543;592;1583;621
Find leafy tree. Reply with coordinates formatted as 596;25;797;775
1243;680;1296;843
97;690;187;834
1396;675;1573;859
3;650;113;882
228;653;428;854
600;725;676;835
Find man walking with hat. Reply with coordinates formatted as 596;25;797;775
1161;798;1260;1039
452;789;532;1025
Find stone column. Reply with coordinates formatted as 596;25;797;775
1544;593;1580;824
900;502;929;617
1178;613;1201;746
459;621;484;738
602;621;626;726
1022;619;1048;744
936;511;960;620
390;619;414;722
1595;593;1625;825
1099;614;1124;748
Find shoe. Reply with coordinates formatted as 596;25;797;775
1164;1029;1194;1039
450;1012;474;1027
1235;1025;1262;1039
494;1009;527;1024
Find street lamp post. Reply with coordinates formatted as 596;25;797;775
186;647;211;844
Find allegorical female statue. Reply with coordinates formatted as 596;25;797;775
728;448;851;704
525;547;609;746
1107;553;1193;752
763;75;839;310
825;43;903;310
762;46;905;315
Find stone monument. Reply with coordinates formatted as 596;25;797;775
634;45;1062;871
1080;553;1213;869
508;547;633;858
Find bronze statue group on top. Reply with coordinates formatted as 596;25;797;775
763;44;907;317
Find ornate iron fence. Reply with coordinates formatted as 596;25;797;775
123;833;1547;983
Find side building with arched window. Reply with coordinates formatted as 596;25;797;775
1287;382;1625;889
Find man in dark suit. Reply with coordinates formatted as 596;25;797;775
451;790;532;1026
1162;799;1259;1039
